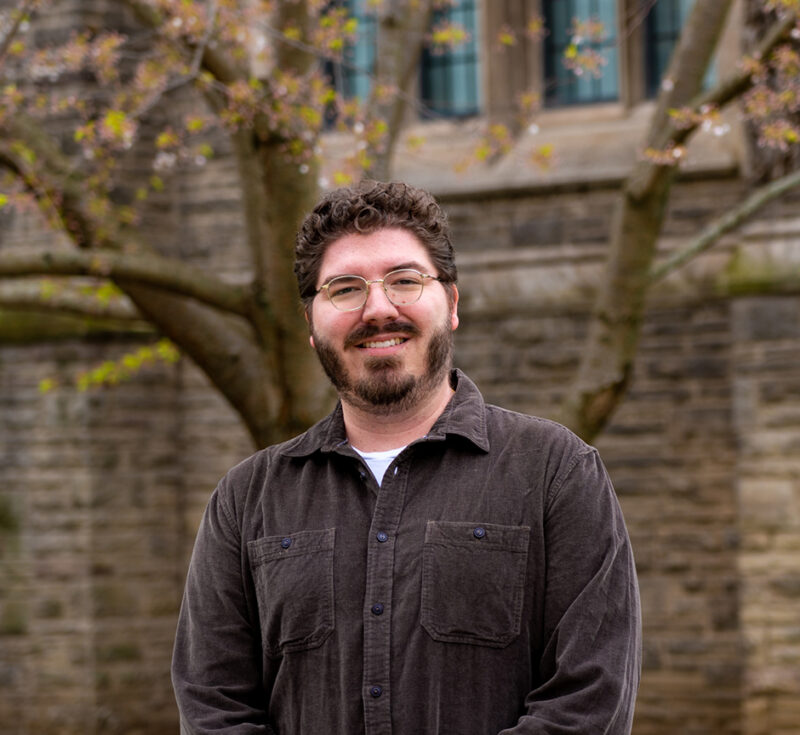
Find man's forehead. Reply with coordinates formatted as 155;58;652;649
319;228;434;279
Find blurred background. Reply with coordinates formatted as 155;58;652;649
1;1;800;733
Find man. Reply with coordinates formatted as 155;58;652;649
172;180;641;734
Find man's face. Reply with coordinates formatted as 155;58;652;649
307;228;459;413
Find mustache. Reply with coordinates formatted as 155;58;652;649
344;321;421;348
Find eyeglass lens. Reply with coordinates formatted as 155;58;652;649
327;270;425;310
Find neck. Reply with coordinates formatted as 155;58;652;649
342;377;454;452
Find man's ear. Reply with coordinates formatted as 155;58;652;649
304;309;315;348
450;285;459;331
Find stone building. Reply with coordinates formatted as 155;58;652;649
1;1;800;733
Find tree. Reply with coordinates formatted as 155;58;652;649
560;0;800;439
0;0;445;447
0;0;798;448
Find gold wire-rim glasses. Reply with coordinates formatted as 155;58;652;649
316;268;444;312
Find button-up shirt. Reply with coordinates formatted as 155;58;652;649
172;370;641;734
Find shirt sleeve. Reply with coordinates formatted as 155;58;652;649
171;480;277;735
499;447;642;735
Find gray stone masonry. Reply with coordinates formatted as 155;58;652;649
3;164;800;735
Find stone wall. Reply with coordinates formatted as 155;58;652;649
447;182;800;735
0;337;251;735
3;29;800;723
733;297;800;735
456;295;740;733
3;174;800;734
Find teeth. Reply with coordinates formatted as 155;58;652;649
362;337;404;349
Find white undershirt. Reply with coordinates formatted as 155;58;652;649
352;445;407;486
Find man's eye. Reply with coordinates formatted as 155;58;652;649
389;276;422;288
329;280;364;298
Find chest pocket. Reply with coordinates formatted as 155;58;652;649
248;528;335;657
421;521;530;648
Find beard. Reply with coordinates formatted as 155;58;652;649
311;316;454;413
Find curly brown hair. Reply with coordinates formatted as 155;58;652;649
294;180;457;310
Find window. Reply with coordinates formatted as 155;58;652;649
326;0;480;120
645;0;694;97
542;0;619;106
327;0;376;102
420;0;481;118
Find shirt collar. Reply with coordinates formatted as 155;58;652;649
281;369;490;458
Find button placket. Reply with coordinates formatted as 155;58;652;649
362;458;408;734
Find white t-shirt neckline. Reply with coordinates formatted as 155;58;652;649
352;445;407;486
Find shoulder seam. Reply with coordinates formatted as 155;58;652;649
545;445;598;513
215;454;261;534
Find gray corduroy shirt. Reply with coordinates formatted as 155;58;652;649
172;370;641;734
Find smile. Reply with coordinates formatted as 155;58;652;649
359;337;407;349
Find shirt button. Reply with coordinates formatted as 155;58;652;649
280;537;292;549
370;685;383;698
376;531;389;543
371;603;384;616
473;526;486;539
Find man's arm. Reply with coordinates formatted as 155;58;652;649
500;448;642;735
172;483;276;735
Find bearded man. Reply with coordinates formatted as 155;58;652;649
172;180;641;735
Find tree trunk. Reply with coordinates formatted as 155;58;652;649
254;140;335;439
559;0;736;441
366;0;435;180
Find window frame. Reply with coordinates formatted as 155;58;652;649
325;0;482;122
419;0;482;119
541;0;622;108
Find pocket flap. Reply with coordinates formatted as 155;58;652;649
248;527;336;565
424;521;530;552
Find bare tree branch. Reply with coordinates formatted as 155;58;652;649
0;307;154;342
650;167;800;283
121;282;280;448
0;280;144;321
0;113;129;251
125;0;224;119
0;248;252;316
0;0;37;67
365;0;436;180
629;8;797;200
122;0;248;85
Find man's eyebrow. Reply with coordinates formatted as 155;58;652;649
393;261;429;272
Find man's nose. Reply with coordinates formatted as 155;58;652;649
361;281;400;322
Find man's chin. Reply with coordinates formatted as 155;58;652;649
362;354;402;371
312;319;453;412
350;366;417;409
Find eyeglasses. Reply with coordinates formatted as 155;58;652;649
317;268;444;312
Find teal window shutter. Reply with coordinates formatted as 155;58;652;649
328;0;480;120
647;0;692;96
646;0;714;97
420;0;481;118
340;0;376;100
543;0;619;106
